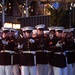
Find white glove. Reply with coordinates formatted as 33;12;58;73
56;41;62;47
2;40;8;45
18;44;23;49
29;39;35;43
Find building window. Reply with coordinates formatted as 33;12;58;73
43;3;51;15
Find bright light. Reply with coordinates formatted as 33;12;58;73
31;9;33;12
27;7;28;9
4;23;21;29
70;3;73;7
9;3;11;5
70;7;72;10
0;4;2;7
50;4;54;9
4;23;12;28
74;4;75;7
24;10;26;14
13;24;21;29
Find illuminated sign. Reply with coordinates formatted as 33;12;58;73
4;23;21;29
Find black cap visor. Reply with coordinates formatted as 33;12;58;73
38;28;44;31
56;30;62;33
23;30;32;33
3;30;10;33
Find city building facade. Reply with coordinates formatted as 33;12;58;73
0;0;75;28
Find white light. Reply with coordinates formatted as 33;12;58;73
13;24;21;29
70;7;72;10
24;10;26;14
70;3;75;7
0;4;2;7
74;4;75;7
27;7;28;9
4;23;21;29
50;4;54;9
70;3;73;7
9;3;11;5
4;23;12;28
31;9;33;12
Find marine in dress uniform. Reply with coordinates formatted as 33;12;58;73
52;27;67;75
44;30;50;74
35;24;49;75
9;28;20;75
0;27;15;75
63;28;75;75
32;29;38;38
18;26;37;75
47;27;56;75
72;28;75;75
43;30;49;38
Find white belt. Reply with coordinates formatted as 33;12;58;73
1;50;15;54
46;51;52;53
54;52;66;55
22;51;36;54
36;50;47;52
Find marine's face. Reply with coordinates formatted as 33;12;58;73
2;32;9;38
55;31;62;38
66;32;73;38
62;32;67;38
25;32;32;38
23;32;26;38
37;29;43;35
32;33;37;38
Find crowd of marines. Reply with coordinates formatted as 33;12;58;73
0;24;75;75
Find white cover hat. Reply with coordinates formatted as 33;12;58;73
63;29;68;33
32;29;38;34
48;26;56;31
68;28;74;32
55;27;64;31
1;27;16;33
44;30;50;34
35;24;45;29
1;27;10;31
10;28;16;32
21;26;34;31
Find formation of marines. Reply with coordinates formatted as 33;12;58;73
0;24;75;75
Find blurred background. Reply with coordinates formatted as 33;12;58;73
0;0;75;29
